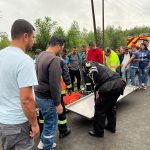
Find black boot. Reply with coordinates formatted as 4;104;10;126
89;130;104;138
105;126;116;133
59;128;71;139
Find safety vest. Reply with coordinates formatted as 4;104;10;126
61;77;66;95
104;50;120;72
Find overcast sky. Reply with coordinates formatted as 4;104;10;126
0;0;150;37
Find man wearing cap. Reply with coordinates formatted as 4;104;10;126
125;44;139;86
82;61;126;137
121;47;131;84
104;48;120;72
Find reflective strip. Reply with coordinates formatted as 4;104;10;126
58;120;67;125
111;65;117;69
86;83;91;85
67;84;72;89
43;135;54;139
39;119;44;124
61;90;66;94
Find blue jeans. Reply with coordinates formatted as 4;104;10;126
138;67;149;86
116;66;121;76
130;67;139;86
36;96;58;150
122;69;130;84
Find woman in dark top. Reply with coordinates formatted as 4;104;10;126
138;43;150;90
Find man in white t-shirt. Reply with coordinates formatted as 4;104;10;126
0;19;39;150
121;48;131;83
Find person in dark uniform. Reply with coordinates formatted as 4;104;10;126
82;61;126;137
58;57;72;138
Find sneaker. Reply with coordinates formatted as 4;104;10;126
138;86;142;90
37;141;57;149
143;86;147;90
37;141;43;149
53;143;57;148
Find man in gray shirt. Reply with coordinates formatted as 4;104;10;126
68;47;81;91
35;36;64;150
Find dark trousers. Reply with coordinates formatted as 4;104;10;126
93;92;121;135
69;69;81;91
84;73;94;91
58;96;68;134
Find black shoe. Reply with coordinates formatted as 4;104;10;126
59;128;71;138
89;130;104;138
105;126;116;133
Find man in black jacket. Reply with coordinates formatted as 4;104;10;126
38;56;72;142
35;36;64;150
82;61;126;137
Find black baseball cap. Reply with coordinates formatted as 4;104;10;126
105;47;111;55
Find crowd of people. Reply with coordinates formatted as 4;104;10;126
50;39;150;91
0;19;149;150
116;40;150;90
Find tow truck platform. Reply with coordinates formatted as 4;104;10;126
66;85;138;119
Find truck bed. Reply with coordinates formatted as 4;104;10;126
66;85;138;119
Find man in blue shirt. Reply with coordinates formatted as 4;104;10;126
126;43;150;89
62;49;70;65
79;45;88;64
137;43;150;89
125;44;139;86
0;19;39;149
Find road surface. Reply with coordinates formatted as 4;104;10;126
1;87;150;150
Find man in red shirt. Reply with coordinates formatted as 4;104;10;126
87;42;103;64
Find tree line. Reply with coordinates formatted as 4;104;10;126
1;16;150;53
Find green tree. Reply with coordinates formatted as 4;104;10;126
34;17;57;50
86;31;95;45
33;16;150;52
66;21;82;52
96;27;102;48
53;26;65;37
0;33;10;50
81;28;95;46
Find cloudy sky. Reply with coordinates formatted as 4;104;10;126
0;0;150;37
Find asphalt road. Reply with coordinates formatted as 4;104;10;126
1;87;150;150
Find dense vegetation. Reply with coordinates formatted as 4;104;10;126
1;16;150;53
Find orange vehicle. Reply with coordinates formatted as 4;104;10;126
127;33;150;49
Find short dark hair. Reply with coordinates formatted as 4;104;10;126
143;38;149;42
35;49;42;55
82;45;87;48
72;46;77;49
124;47;129;51
48;36;65;47
11;19;35;39
140;43;148;50
89;42;96;47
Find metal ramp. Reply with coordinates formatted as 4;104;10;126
66;85;138;119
